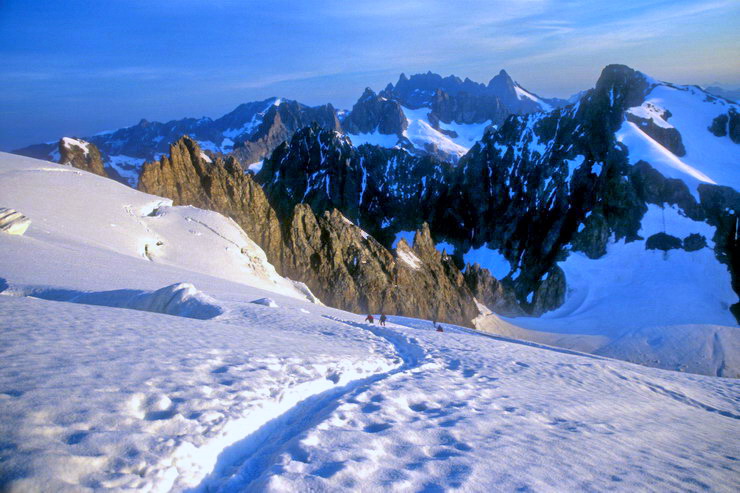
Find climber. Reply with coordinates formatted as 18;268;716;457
379;313;387;326
365;314;374;324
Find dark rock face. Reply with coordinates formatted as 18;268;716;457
257;124;452;247
629;161;702;219
463;264;523;317
532;267;567;316
683;233;707;252
730;109;740;144
709;108;740;144
571;212;611;259
709;113;729;137
343;88;408;136
231;100;342;166
697;184;740;320
646;233;682;251
429;89;508;126
626;108;686;156
58;138;107;177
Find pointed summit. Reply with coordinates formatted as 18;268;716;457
359;87;378;103
488;69;515;93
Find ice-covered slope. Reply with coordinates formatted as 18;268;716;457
617;82;739;194
402;106;487;158
0;152;310;300
0;152;738;492
476;204;739;376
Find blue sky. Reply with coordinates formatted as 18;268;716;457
1;0;738;150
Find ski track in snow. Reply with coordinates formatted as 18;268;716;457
189;316;427;491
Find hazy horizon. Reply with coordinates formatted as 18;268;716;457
2;0;739;150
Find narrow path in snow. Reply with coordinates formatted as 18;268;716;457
186;317;427;492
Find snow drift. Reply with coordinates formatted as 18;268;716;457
2;282;223;320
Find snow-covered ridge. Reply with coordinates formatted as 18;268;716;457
0;152;312;301
514;83;553;112
619;82;739;194
61;137;90;156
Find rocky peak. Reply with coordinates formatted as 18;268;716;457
231;100;342;166
343;88;408;136
488;69;515;94
359;87;377;102
58;137;107;177
411;223;437;259
463;263;523;317
430;88;508;125
138;136;285;268
594;64;652;111
282;204;478;325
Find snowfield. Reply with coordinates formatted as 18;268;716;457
348;106;492;161
476;204;739;377
1;153;739;492
617;82;739;195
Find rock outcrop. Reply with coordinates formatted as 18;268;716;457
708;108;740;144
343;88;408;136
282;209;477;323
231;100;342;165
646;232;682;251
58;138;108;177
138;137;285;267
429;89;507;126
625;108;686;156
463;263;523;317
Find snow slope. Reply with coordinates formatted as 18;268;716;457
617;83;740;195
402;106;479;158
347;107;492;161
514;83;553;112
0;152;308;300
1;152;738;492
476;204;739;377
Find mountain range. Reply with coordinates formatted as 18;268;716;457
15;70;560;186
9;64;739;375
